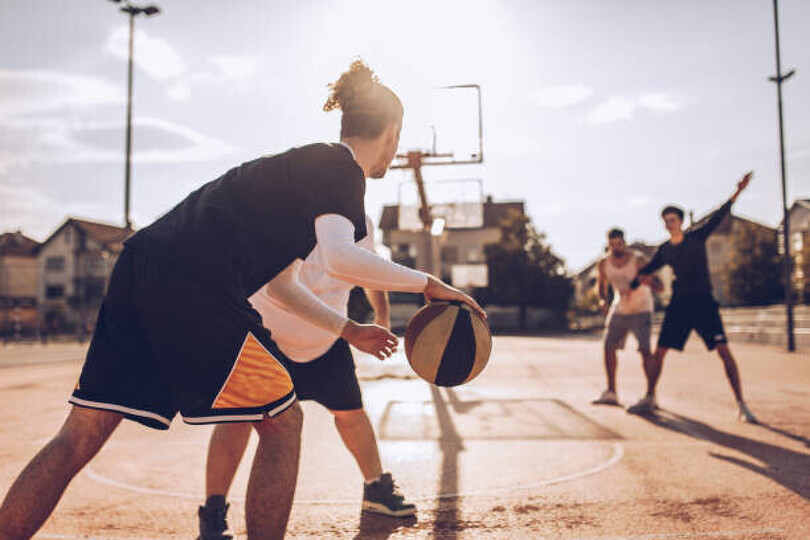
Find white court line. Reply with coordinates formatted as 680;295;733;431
36;527;786;540
84;441;625;505
577;527;785;539
36;534;163;540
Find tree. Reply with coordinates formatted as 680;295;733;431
725;222;783;306
477;209;572;329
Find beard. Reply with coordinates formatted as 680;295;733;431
369;162;390;179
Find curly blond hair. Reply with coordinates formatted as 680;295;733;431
324;59;402;138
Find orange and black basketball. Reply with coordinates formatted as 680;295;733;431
404;301;492;387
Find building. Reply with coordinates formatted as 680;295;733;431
787;199;810;303
38;218;132;336
0;232;40;338
378;195;525;287
698;211;778;306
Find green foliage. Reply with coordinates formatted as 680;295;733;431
476;209;573;317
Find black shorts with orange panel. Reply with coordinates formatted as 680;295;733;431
70;247;296;430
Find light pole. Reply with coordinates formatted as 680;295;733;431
769;0;796;351
107;0;161;230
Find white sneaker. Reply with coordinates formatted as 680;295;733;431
627;395;658;415
737;401;758;424
592;389;620;406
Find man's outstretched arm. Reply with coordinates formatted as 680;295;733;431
691;171;753;240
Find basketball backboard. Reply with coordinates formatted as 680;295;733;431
392;84;482;169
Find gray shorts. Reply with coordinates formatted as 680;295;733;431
604;311;652;353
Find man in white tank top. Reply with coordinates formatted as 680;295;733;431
593;228;661;406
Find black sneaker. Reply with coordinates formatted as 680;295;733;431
362;472;417;517
197;500;233;540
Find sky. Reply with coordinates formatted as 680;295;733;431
1;0;808;271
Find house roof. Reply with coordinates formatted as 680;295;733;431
378;200;527;231
690;208;775;235
41;218;134;253
0;231;40;257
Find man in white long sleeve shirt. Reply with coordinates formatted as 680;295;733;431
197;217;416;539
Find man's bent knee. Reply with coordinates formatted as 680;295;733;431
331;408;366;425
254;402;303;438
57;406;122;459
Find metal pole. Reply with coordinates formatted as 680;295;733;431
771;0;796;351
124;12;135;230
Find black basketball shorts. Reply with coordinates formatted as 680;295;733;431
280;339;363;411
657;294;728;352
70;247;296;430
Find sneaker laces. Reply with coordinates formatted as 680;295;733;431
382;474;405;500
202;504;230;534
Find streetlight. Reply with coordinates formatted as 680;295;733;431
107;0;161;231
769;0;796;351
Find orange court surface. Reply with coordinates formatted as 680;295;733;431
0;335;808;539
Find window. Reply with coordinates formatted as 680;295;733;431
46;285;65;299
392;243;417;268
64;229;72;245
441;246;459;264
793;232;804;252
45;256;66;272
467;247;483;263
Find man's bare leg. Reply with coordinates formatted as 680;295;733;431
644;346;668;398
715;343;757;422
605;348;618;393
593;347;620;404
332;408;382;482
628;347;667;414
206;423;253;499
0;407;122;540
715;343;743;401
245;402;303;540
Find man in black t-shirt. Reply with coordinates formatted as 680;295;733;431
0;61;485;539
628;172;757;423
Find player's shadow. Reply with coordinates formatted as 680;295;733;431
637;409;810;500
756;421;810;448
353;511;417;539
431;386;465;540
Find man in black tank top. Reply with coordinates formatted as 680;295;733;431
627;172;757;423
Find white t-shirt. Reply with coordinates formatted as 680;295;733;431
604;251;654;315
249;215;377;362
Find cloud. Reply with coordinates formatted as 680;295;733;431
638;92;680;111
532;84;593;108
0;70;122;118
0;116;237;173
104;26;264;101
585;96;636;125
106;25;186;81
627;196;654;208
0;183;60;237
585;92;681;126
210;55;262;84
165;56;262;101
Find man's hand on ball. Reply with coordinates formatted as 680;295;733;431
341;320;398;361
423;275;486;319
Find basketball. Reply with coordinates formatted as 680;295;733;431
404;301;492;387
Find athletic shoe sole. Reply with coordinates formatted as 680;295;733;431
362;500;417;517
592;398;620;406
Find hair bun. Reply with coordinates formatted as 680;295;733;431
324;59;380;113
